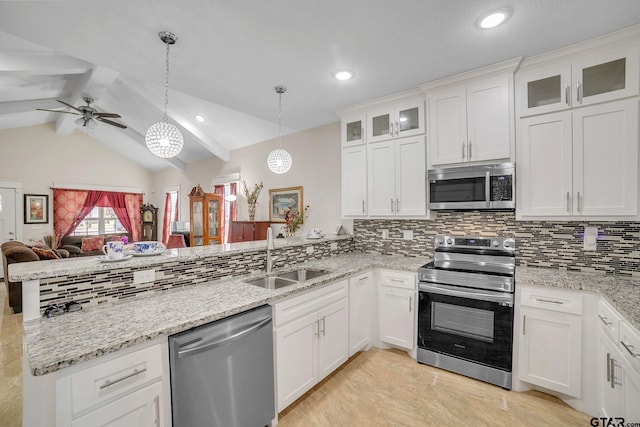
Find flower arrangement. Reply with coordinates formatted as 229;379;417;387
242;181;263;221
283;204;310;237
120;236;129;245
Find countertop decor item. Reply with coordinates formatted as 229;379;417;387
283;204;309;238
242;181;263;221
267;85;292;174
145;31;184;158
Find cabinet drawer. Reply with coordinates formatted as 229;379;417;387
70;344;163;415
620;322;640;372
274;280;348;328
378;269;416;290
597;299;621;342
520;286;582;315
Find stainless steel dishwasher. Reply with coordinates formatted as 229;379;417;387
169;305;275;427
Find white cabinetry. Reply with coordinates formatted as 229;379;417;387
518;286;582;398
349;271;373;356
517;99;638;219
341;113;366;147
377;269;416;350
517;46;639;117
367;136;426;216
367;97;425;144
427;76;512;166
341;145;368;217
597;299;640;421
274;280;349;411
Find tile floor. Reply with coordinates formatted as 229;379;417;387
1;283;591;427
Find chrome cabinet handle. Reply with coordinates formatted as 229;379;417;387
577;192;582;213
390;198;394;213
396;198;399;212
154;394;160;426
598;314;613;326
99;368;147;390
409;296;412;313
565;84;570;105
621;340;639;358
321;316;326;336
523;315;526;335
567;192;571;213
606;352;612;384
362;200;365;214
468;140;472;159
577;81;582;103
362;127;365;141
314;320;319;337
535;298;563;305
610;356;618;389
462;142;466;160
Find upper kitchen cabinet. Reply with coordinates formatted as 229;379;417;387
341;145;368;217
517;45;639;117
366;97;425;144
421;58;521;168
341;113;366;147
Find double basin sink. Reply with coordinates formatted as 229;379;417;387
245;268;331;290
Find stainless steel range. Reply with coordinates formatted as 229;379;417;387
417;235;515;389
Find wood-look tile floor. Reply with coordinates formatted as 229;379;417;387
0;284;590;427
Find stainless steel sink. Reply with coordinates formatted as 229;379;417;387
275;268;331;282
244;276;298;290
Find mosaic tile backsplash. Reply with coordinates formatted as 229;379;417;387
354;212;640;276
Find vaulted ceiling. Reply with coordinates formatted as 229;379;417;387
1;1;639;172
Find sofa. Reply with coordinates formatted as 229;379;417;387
1;241;69;314
60;233;131;257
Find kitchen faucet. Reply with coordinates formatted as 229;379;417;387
266;227;278;273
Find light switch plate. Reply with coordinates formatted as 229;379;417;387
330;242;338;251
306;246;314;254
583;226;598;251
134;269;155;284
380;229;389;239
403;230;413;240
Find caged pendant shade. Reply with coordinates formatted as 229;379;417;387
267;85;292;174
145;31;184;159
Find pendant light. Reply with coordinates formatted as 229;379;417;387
145;31;184;158
267;85;292;174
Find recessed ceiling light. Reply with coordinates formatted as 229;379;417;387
195;114;205;122
334;70;354;81
477;7;512;29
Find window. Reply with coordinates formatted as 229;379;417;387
72;207;125;236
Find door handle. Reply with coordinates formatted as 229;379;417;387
362;200;365;214
390;198;394;213
565;84;570;106
577;192;582;213
468;140;472;159
576;81;582;103
99;368;147;390
621;340;639;358
396;198;399;213
409;296;412;313
567;192;571;213
597;314;613;326
606;352;611;383
462;142;466;160
321;316;326;336
523;315;526;335
154;394;160;426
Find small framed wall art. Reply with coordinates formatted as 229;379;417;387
24;194;49;224
269;186;303;223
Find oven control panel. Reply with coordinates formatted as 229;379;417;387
435;235;515;252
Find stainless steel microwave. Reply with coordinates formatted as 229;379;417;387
428;163;515;211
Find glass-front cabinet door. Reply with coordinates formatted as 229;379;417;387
367;107;393;143
341;113;365;147
516;64;572;117
190;200;204;246
205;194;222;245
366;96;425;144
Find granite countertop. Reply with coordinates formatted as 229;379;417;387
23;253;426;376
516;266;640;332
9;235;353;281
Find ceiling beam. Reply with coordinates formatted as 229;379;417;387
0;97;60;114
0;52;91;76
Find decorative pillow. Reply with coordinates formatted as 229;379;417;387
32;246;60;260
61;244;81;255
81;236;104;252
110;235;123;242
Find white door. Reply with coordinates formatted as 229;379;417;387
317;298;349;381
574;99;638;216
517;111;573;217
367;141;396;216
518;307;582;398
367;106;394;143
466;77;511;162
378;286;415;350
516;63;572;116
349;272;372;356
275;311;319;411
395;98;425;139
428;86;467;166
395;136;426;216
341;146;368;217
0;187;18;279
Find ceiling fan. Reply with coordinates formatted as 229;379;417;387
37;96;127;129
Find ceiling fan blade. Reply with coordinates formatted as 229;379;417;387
56;100;83;113
36;108;81;115
97;117;127;129
95;112;122;118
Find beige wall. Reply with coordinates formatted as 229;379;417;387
154;121;349;237
0;123;155;242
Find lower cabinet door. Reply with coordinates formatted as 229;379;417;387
318;298;349;381
621;356;640;422
275;311;319;411
349;272;372;356
71;381;163;427
599;333;621;418
518;307;582;397
378;285;415;350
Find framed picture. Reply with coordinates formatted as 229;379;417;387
269;186;303;223
24;194;49;224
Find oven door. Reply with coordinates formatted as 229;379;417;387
417;283;513;371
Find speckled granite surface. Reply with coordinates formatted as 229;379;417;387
516;266;640;332
23;253;426;376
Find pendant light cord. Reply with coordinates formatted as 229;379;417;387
163;40;171;122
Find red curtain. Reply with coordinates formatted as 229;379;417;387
53;189;89;240
162;192;172;245
102;192;142;241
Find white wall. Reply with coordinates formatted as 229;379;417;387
0;123;155;243
154;121;350;237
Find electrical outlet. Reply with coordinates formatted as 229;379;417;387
403;230;414;240
330;242;338;251
306;245;314;254
381;229;389;239
584;226;598;251
134;269;155;284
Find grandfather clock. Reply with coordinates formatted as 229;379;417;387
141;203;158;241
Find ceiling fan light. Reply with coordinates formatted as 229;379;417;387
86;118;97;129
267;148;292;174
145;121;184;158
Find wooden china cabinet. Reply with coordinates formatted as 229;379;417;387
188;185;223;246
229;221;271;243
